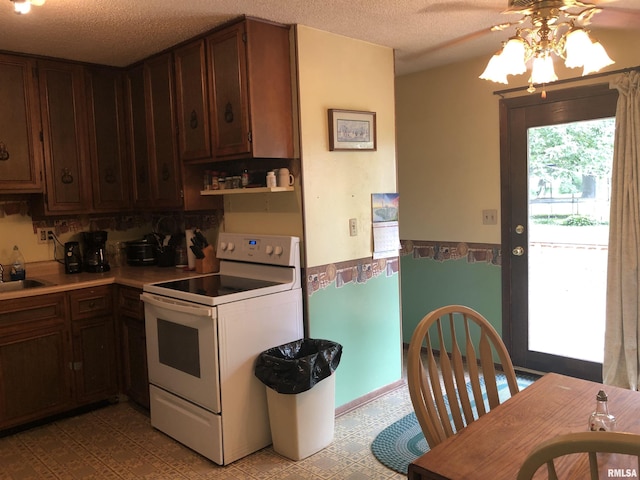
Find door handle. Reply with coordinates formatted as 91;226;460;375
513;246;525;256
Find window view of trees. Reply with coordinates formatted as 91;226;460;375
528;118;615;226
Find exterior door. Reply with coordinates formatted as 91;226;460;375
500;84;618;382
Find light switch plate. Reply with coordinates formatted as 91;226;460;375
482;209;498;225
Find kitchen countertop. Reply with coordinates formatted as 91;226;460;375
0;261;208;300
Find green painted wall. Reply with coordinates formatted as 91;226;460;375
307;273;402;407
400;254;502;344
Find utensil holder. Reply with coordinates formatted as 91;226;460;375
195;245;219;274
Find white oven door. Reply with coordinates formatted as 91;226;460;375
141;293;220;413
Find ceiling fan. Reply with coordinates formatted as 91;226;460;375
410;0;639;91
10;0;46;15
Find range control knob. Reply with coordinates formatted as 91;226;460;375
274;246;283;256
227;242;235;252
219;242;227;251
265;245;274;255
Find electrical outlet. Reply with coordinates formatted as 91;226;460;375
349;218;358;236
36;228;49;244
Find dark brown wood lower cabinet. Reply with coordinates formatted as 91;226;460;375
118;286;149;409
0;288;118;431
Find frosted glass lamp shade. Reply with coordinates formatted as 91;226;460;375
530;55;558;84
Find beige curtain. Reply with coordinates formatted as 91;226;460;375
604;71;640;390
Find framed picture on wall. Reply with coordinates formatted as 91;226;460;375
328;109;377;151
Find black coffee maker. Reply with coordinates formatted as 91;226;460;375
83;231;110;272
64;241;82;274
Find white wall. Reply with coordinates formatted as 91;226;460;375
295;25;397;267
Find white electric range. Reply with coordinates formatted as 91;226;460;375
141;232;303;465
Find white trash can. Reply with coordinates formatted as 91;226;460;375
265;373;336;461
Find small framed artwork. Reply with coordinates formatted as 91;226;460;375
328;109;377;151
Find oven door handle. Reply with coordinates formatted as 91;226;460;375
140;293;214;317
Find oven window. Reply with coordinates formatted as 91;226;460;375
157;319;201;378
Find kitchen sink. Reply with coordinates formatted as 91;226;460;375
0;278;55;293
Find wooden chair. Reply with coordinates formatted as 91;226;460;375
406;305;519;448
517;431;640;480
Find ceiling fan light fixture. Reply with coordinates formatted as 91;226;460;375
582;41;614;75
11;0;31;14
479;51;510;84
563;27;593;68
481;0;615;92
500;36;528;75
530;54;558;85
10;0;44;14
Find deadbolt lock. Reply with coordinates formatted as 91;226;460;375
515;224;525;234
513;246;525;256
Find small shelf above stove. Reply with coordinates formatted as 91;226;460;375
200;186;294;196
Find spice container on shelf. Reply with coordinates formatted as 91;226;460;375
218;174;227;190
241;169;249;188
266;171;277;188
203;170;211;190
211;171;219;190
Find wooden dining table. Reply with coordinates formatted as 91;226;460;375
408;372;640;480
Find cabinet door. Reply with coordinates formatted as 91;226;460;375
0;293;72;430
117;286;149;408
145;53;183;208
69;286;117;405
0;53;43;193
125;65;153;208
207;22;250;158
121;314;150;408
85;67;131;211
72;315;117;405
38;60;91;213
175;40;212;162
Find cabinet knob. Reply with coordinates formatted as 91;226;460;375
104;167;116;184
190;110;198;129
61;168;74;184
162;163;170;181
224;102;234;123
0;142;9;161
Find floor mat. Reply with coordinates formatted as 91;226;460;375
370;372;538;474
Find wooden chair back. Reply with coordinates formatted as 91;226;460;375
517;431;640;480
407;305;519;448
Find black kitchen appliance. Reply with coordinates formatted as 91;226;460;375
83;231;110;273
125;240;157;266
64;241;82;274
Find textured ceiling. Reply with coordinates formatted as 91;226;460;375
1;0;639;76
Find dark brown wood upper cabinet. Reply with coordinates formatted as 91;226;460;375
0;53;44;193
144;53;183;208
207;18;294;161
124;65;153;208
85;67;131;211
38;60;91;214
174;39;212;163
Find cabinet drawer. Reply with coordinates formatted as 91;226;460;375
118;286;143;319
69;286;113;320
0;293;66;333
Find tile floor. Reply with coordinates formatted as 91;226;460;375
0;383;412;479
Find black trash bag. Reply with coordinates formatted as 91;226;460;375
255;339;343;394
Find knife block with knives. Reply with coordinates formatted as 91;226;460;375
190;228;220;274
195;245;219;274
